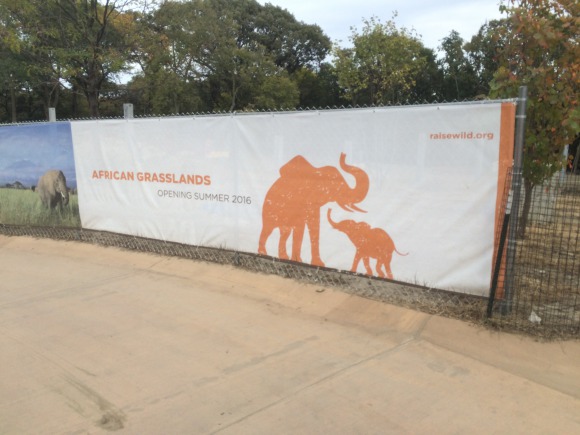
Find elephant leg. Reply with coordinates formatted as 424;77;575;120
290;224;304;263
375;260;386;278
279;227;292;260
258;222;275;255
306;213;324;267
362;256;373;276
350;252;361;273
383;253;394;280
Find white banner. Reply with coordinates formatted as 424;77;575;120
71;103;514;295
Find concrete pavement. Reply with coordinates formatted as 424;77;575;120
1;235;579;434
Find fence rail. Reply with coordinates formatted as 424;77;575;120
0;99;516;126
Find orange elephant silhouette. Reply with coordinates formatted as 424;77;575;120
327;209;407;279
259;153;369;267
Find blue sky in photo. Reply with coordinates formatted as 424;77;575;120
0;122;77;188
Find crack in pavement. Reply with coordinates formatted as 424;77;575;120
210;319;431;434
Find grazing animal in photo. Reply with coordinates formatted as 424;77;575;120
327;209;407;279
37;170;69;209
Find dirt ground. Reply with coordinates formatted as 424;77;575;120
1;235;579;434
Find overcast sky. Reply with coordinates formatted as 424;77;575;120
258;0;505;53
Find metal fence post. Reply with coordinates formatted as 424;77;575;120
123;103;134;119
501;86;527;315
487;204;511;318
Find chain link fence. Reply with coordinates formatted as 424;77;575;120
0;223;488;323
487;172;580;338
2;101;578;338
2;176;579;339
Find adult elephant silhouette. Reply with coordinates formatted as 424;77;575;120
37;170;69;209
259;153;369;267
327;209;407;279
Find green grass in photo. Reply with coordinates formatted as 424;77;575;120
0;188;81;227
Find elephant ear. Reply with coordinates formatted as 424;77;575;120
279;155;316;179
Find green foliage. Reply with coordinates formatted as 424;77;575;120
292;63;347;108
252;75;299;110
464;19;507;97
4;0;327;118
333;15;429;105
490;0;579;187
411;47;444;103
253;3;331;73
126;0;331;113
0;1;523;118
438;30;479;100
0;0;143;119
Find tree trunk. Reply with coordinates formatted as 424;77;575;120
517;178;534;239
42;82;60;120
87;90;100;118
76;67;102;118
10;81;16;123
229;74;238;112
71;84;79;118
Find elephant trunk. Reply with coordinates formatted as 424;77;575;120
61;189;69;206
55;174;69;206
327;209;342;230
326;208;338;229
338;153;369;212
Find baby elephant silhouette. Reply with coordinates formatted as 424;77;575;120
327;209;407;279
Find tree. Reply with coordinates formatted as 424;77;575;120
0;50;24;122
1;0;335;116
464;19;507;97
0;0;144;118
411;47;444;103
490;0;579;237
0;0;59;121
292;63;347;108
128;0;221;114
252;74;299;110
130;0;312;112
54;0;142;117
252;3;331;74
204;0;328;110
333;15;428;106
438;30;478;100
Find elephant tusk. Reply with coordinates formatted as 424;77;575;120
339;203;366;213
349;204;367;213
338;203;353;212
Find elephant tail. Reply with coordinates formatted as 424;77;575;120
394;247;409;257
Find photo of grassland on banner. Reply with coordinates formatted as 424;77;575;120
71;103;514;296
0;122;79;227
